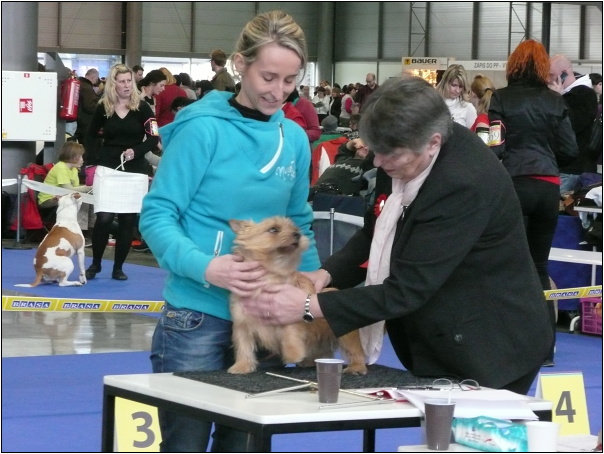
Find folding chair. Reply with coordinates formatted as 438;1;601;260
311;193;366;264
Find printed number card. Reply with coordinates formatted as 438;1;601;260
535;372;590;435
115;398;162;452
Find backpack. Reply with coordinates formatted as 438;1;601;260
10;162;54;231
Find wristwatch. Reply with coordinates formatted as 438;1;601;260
302;294;314;323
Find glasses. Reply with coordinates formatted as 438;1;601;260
431;378;480;391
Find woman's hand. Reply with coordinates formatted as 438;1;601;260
205;254;267;297
122;148;135;161
238;284;312;325
300;269;332;293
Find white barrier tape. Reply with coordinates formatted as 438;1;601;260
20;178;95;205
2;286;600;313
2;178;18;187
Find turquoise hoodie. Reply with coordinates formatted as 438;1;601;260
140;90;320;320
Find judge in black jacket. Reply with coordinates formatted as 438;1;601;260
239;77;552;395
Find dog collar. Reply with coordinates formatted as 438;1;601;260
302;294;314;323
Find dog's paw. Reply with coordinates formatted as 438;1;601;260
228;362;257;374
343;364;368;375
79;275;87;285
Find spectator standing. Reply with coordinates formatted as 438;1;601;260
210;49;236;92
84;64;159;281
137;69;167;114
436;64;477;128
488;40;578;367
285;88;321;145
178;72;198;100
329;86;342;121
195;79;214;99
154;67;187;127
132;65;144;84
339;84;357;127
549;54;599;191
312;86;331;123
75;68;101;149
242;77;553;395
356;73;378;110
301;84;311;101
139;11;320;452
469;75;496;143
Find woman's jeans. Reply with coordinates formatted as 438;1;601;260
513;176;560;362
151;304;257;452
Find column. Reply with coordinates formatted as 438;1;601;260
1;2;39;192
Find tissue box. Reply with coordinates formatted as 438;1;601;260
452;416;528;452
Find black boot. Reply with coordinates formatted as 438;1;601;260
112;269;128;281
85;263;102;280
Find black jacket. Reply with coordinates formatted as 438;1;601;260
488;80;578;177
75;77;100;143
318;124;552;389
562;83;599;173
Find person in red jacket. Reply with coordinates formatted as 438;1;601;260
154;67;186;127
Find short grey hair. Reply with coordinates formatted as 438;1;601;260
360;77;452;155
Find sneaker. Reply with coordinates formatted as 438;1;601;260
132;240;149;252
542;360;555;367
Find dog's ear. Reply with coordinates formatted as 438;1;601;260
73;193;81;200
229;219;246;233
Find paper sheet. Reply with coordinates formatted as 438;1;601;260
398;389;539;420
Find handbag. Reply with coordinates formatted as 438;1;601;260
92;165;148;213
587;110;603;154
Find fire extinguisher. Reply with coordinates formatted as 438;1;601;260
59;73;80;121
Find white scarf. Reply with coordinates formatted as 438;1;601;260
360;149;440;364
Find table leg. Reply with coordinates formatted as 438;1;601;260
363;429;376;452
101;390;116;452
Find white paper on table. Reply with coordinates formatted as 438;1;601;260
398;389;539;420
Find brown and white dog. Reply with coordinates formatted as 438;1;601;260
16;193;87;287
227;216;367;375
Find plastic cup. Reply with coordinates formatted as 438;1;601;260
315;359;344;403
525;421;560;452
424;398;456;450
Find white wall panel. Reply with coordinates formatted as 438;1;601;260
549;4;582;58
38;2;59;48
60;2;122;50
479;2;514;60
258;2;320;60
585;5;603;62
429;2;474;60
143;2;192;54
190;2;254;56
383;2;411;60
334;2;380;60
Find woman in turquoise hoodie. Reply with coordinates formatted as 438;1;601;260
139;11;320;453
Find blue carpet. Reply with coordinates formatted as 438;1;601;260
2;247;167;302
1;333;601;452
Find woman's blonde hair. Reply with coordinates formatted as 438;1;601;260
101;64;140;116
436;64;470;103
231;10;307;79
159;67;177;85
470;75;495;115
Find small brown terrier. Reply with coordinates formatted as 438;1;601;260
227;216;367;375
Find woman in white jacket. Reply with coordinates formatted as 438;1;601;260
436;64;477;128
